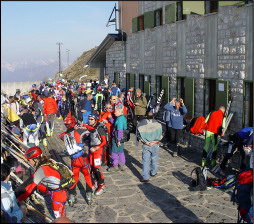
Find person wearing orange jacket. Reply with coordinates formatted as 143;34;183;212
99;103;114;166
43;92;58;136
202;106;226;167
59;115;94;206
16;146;69;219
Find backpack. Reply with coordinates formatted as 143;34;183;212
210;174;237;191
39;159;75;190
231;169;253;223
190;167;207;191
64;134;83;157
189;116;206;135
97;122;109;142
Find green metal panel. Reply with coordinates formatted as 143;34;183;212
184;77;195;119
165;3;176;24
132;17;138;33
183;1;205;15
144;75;151;100
161;76;170;106
215;80;229;110
219;1;245;6
126;73;130;90
114;72;120;87
130;73;135;89
144;11;155;29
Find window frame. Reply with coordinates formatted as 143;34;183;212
154;8;163;27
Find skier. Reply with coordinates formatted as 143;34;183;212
59;115;94;206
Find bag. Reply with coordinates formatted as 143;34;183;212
231;169;253;223
189;116;206;135
64;134;83;156
120;129;130;143
40;159;75;190
211;174;237;190
190;167;207;191
98;122;109;142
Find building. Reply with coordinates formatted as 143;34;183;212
88;1;253;139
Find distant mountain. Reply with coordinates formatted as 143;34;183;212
1;59;67;82
56;47;99;82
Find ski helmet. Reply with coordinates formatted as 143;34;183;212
64;116;77;128
32;84;36;88
25;146;42;160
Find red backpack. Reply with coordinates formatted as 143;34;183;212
189;116;206;135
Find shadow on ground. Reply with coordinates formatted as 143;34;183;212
138;182;204;223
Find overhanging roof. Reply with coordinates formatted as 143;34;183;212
87;33;126;65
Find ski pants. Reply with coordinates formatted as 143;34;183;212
45;113;55;134
203;130;219;160
37;184;67;219
23;125;39;146
89;148;105;186
69;156;93;193
220;133;246;170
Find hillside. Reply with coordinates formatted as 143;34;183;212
55;47;99;82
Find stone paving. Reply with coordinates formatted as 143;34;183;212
47;119;238;223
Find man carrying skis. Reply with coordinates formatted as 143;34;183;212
202;106;226;167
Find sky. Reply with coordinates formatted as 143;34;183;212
1;1;117;63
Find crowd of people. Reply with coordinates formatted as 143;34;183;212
1;78;253;222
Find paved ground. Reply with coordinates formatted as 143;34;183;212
45;119;238;223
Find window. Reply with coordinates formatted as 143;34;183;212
138;15;144;31
203;79;216;117
243;82;253;127
139;74;145;93
177;77;185;99
130;73;136;90
155;8;162;27
205;1;218;14
183;1;205;15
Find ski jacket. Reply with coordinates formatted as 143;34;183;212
17;164;62;201
110;87;120;96
237;127;253;146
137;119;163;143
43;97;58;115
99;111;114;134
1;181;23;223
134;95;147;116
205;109;225;134
164;104;187;129
112;115;127;142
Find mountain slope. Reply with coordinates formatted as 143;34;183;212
56;47;99;82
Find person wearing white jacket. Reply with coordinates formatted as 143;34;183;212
1;164;27;223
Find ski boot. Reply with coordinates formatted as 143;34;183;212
86;192;93;205
42;138;47;147
94;184;105;196
68;194;77;207
201;158;207;167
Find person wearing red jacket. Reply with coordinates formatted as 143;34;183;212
59;115;94;206
16;146;68;219
99;103;114;166
43;92;58;136
202;106;226;167
86;113;107;196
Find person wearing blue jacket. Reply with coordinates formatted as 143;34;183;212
164;98;187;157
219;127;253;176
